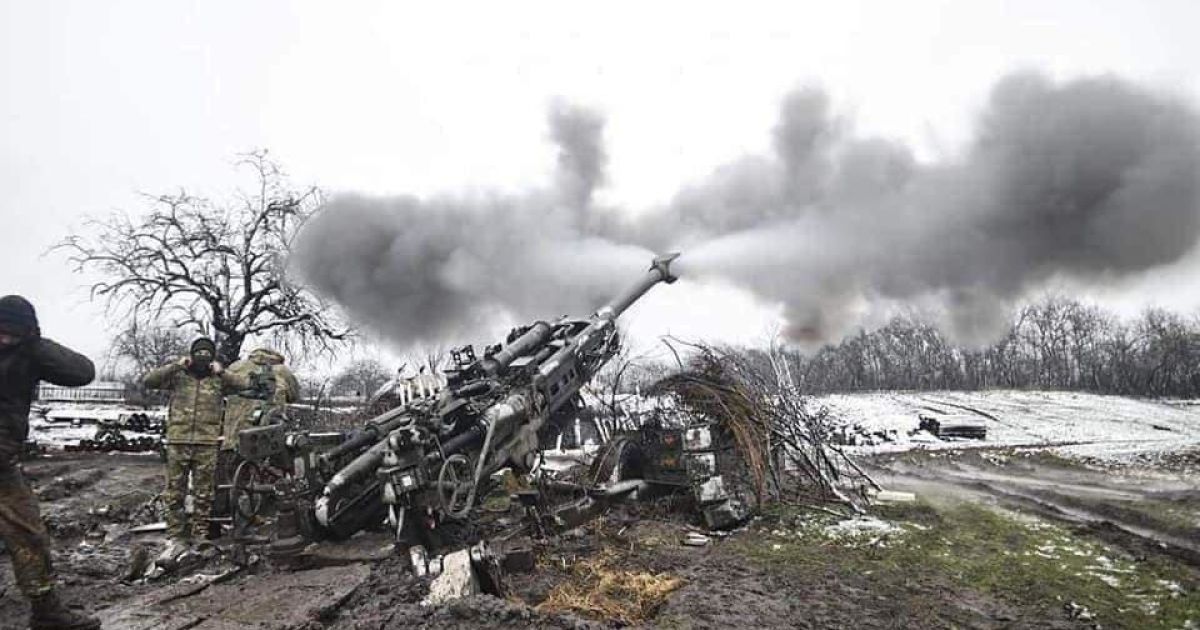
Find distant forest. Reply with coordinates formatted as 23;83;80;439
767;297;1200;398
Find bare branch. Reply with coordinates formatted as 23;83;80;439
57;151;353;364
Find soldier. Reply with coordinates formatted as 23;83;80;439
0;295;102;630
213;348;299;529
143;338;247;566
221;347;300;450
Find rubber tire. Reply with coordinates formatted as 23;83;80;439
322;483;388;541
588;435;645;486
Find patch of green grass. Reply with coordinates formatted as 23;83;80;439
738;503;1200;629
1009;448;1090;470
871;500;944;527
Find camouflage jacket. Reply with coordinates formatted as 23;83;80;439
221;348;300;450
144;361;249;446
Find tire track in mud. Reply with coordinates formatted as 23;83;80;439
973;481;1200;568
874;456;1200;569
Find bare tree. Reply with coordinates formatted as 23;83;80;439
332;358;393;400
1135;308;1198;396
59;150;350;363
769;294;1200;398
297;374;333;410
581;342;654;434
109;320;190;380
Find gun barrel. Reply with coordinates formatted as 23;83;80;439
481;321;552;376
595;252;680;321
320;406;410;464
322;438;391;504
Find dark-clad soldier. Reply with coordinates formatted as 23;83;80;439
0;295;102;630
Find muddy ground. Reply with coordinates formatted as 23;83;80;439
0;453;166;627
2;446;1198;629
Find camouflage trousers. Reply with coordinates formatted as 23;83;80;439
0;451;55;597
164;445;219;541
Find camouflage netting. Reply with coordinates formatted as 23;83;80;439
649;341;877;512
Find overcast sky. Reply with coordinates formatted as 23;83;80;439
3;0;1200;368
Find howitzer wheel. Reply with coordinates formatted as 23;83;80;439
438;454;475;519
230;460;275;522
321;483;387;541
589;435;645;486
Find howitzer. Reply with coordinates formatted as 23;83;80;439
263;253;681;556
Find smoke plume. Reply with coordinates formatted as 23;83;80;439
291;72;1200;347
550;100;608;213
671;72;1200;343
291;103;648;344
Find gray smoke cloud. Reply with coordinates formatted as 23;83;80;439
290;104;648;345
291;72;1200;348
549;101;608;213
675;72;1200;343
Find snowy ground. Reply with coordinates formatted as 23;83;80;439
27;391;1200;464
817;390;1200;463
26;404;164;449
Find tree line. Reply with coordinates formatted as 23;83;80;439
770;297;1200;397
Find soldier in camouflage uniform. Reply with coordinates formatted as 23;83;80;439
213;348;299;526
143;337;248;566
0;295;101;629
220;348;300;450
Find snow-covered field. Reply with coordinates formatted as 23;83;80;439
817;390;1200;463
27;392;1200;465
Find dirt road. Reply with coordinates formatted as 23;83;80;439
870;448;1200;565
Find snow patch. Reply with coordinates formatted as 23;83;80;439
815;390;1200;463
822;516;901;539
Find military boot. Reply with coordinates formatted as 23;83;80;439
30;591;101;630
155;538;189;569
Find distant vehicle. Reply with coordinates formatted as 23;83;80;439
918;413;988;440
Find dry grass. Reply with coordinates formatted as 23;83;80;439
650;341;872;509
535;551;684;624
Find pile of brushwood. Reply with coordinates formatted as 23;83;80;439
651;341;878;513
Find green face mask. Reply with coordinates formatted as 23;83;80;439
190;348;214;371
